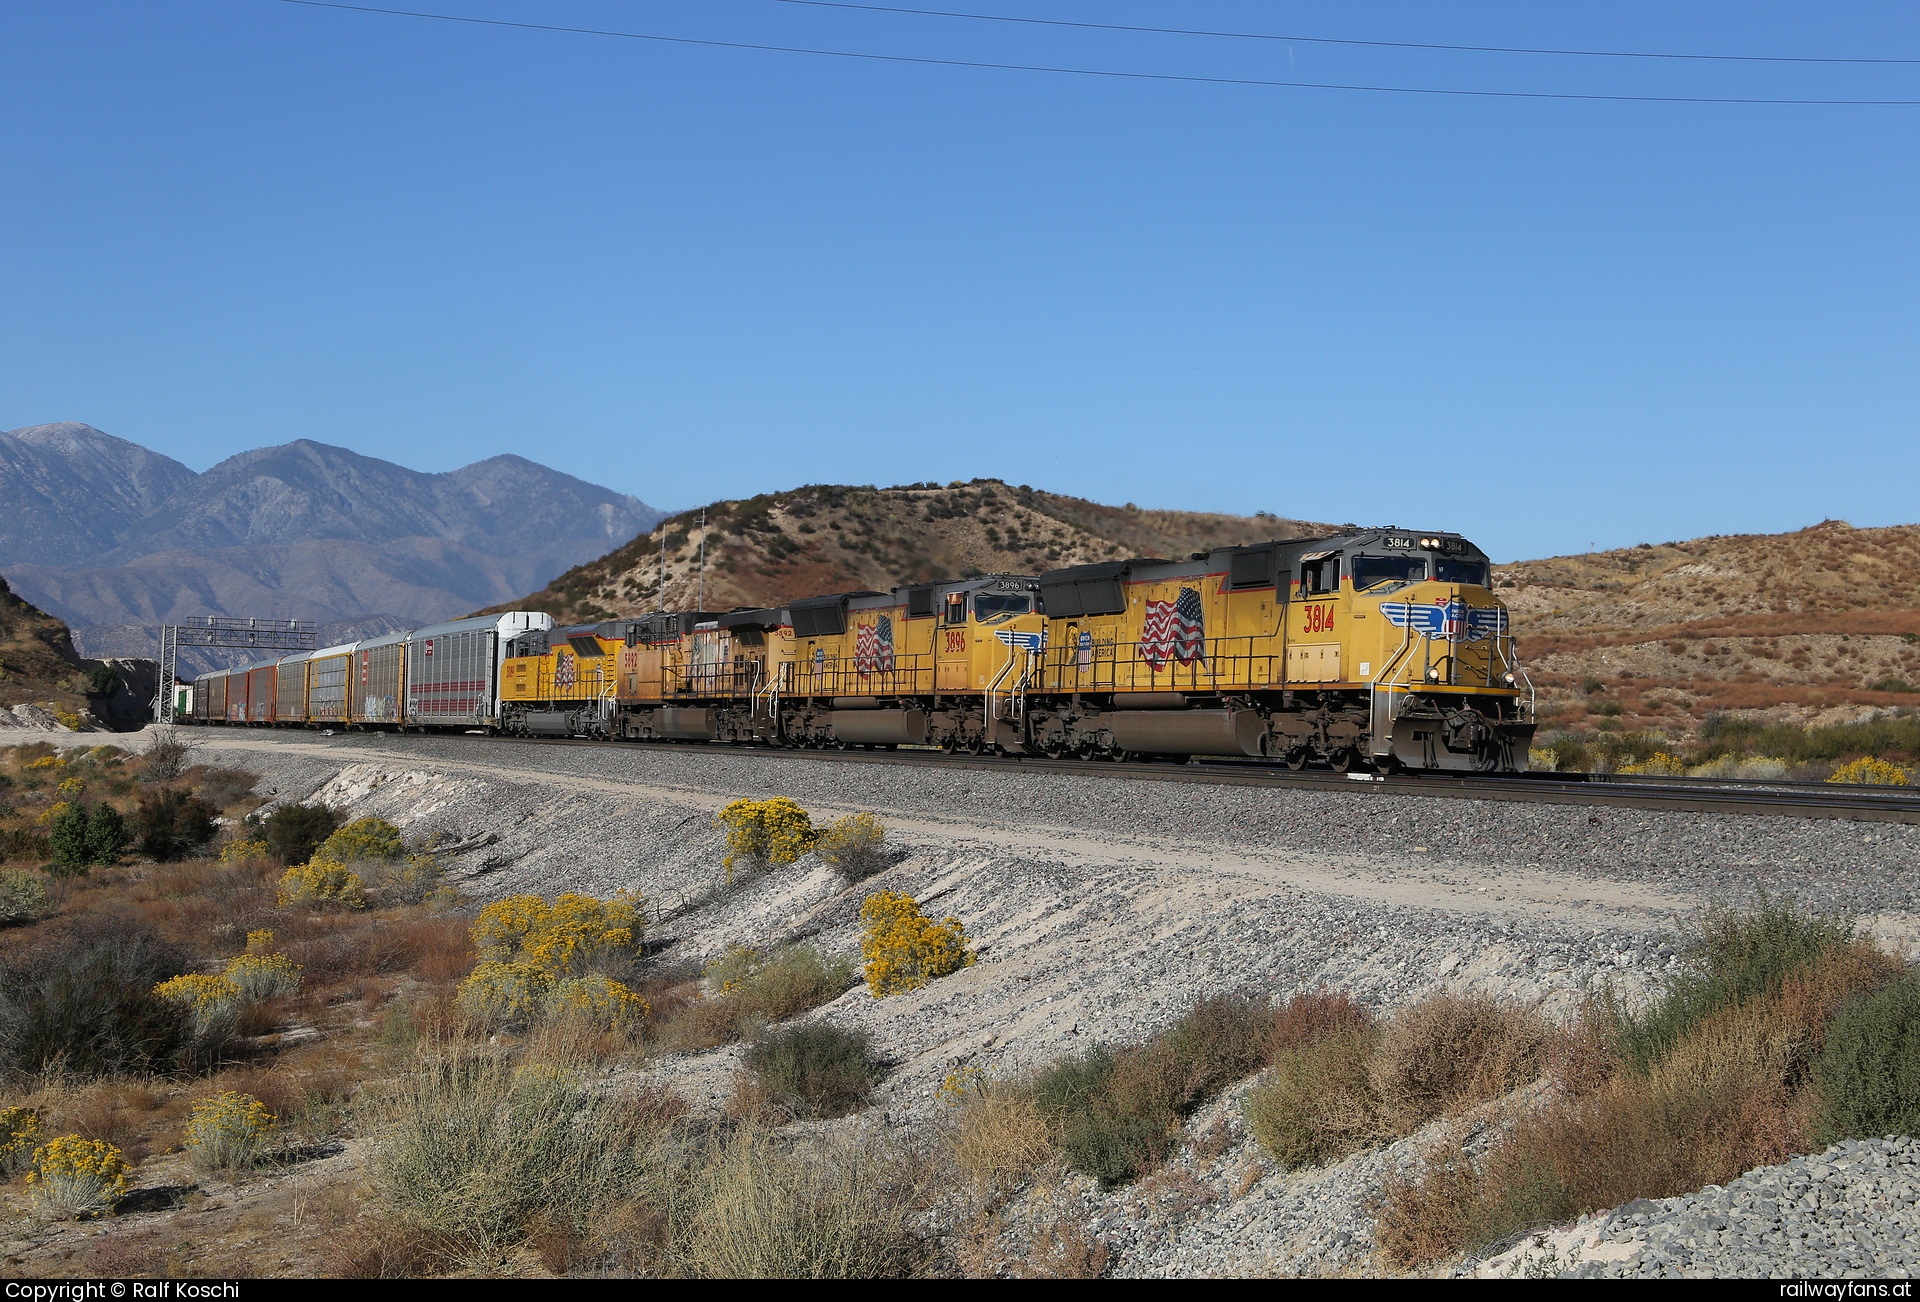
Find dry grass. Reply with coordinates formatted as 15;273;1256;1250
1374;915;1902;1270
948;1083;1056;1199
671;1126;928;1279
1369;993;1552;1133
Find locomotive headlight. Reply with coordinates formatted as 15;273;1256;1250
1427;667;1441;681
1503;672;1516;685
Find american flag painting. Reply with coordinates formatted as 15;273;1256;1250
855;616;895;676
1139;587;1206;671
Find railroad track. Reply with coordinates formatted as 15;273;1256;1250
314;730;1920;826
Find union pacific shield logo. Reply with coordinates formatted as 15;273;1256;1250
1381;599;1508;644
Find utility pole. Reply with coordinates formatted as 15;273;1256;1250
658;529;666;612
697;507;707;611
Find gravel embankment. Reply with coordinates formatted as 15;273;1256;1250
1475;1137;1920;1279
55;729;1920;1277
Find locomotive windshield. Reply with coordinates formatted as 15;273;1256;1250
975;594;1031;618
1351;555;1425;590
1435;559;1489;586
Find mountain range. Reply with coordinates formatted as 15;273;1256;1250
0;423;660;662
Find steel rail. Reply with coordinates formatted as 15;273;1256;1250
303;729;1920;826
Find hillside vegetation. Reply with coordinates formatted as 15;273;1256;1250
490;479;1332;624
1499;520;1920;738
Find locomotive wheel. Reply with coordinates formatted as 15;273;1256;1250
1283;749;1309;771
1329;748;1356;774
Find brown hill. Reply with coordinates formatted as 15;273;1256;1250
0;575;106;728
488;479;1335;625
1497;520;1920;733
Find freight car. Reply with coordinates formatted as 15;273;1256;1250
181;528;1531;772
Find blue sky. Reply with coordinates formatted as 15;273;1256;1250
4;1;1917;562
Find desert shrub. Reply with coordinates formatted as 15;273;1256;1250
1609;899;1859;1070
1827;757;1912;786
0;829;48;865
312;817;406;868
1244;1023;1384;1170
674;1127;924;1278
367;1051;669;1270
715;798;817;882
0;923;192;1076
219;838;269;863
1619;751;1687;777
472;891;644;979
153;974;245;1038
276;859;366;908
1030;996;1274;1186
813;812;891;882
139;729;195;781
546;975;650;1033
860;891;975;996
134;789;216;861
27;1135;129;1219
194;767;257;809
455;961;554;1027
1368;993;1551;1133
261;802;342;865
223;943;303;1000
742;1023;885;1119
705;944;855;1025
1812;974;1920;1143
360;853;445;906
1375;910;1900;1268
0;869;51;923
183;1091;277;1171
0;1107;41;1176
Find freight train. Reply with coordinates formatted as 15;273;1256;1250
181;528;1534;772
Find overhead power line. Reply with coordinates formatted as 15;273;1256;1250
773;0;1920;67
273;1;1920;105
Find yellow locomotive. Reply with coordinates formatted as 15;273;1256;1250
492;527;1531;772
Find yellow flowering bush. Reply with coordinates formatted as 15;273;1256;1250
219;838;270;863
28;1135;129;1218
0;1107;42;1174
54;778;84;798
36;801;71;827
25;756;63;771
715;797;817;882
276;859;366;908
547;975;650;1031
471;892;644;977
1828;757;1912;786
54;711;87;732
860;890;976;997
309;816;406;867
704;945;763;995
224;952;302;1000
456;959;554;1025
1619;751;1688;777
153;973;244;1035
183;1092;277;1171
